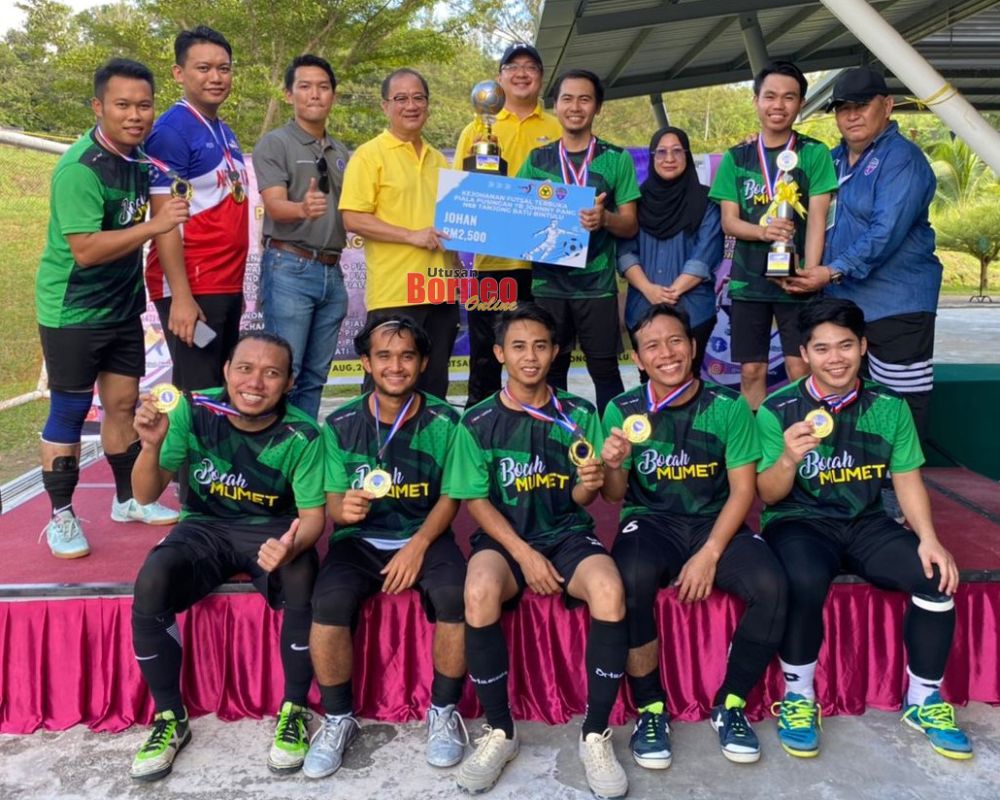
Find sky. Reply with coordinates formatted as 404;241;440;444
1;0;102;37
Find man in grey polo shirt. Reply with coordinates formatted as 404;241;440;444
255;54;351;418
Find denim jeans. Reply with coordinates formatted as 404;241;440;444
260;246;348;418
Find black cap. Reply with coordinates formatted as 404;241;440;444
825;67;890;111
500;43;542;69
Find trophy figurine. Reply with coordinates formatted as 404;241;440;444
464;80;508;175
764;148;803;278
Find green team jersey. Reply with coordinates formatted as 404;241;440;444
516;137;641;299
604;381;759;519
160;388;325;530
708;132;837;303
756;378;924;529
36;129;149;328
323;391;458;547
443;390;604;546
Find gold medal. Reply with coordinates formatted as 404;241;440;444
805;408;834;439
622;414;651;444
231;180;246;204
363;468;393;498
170;177;193;201
150;383;181;413
568;437;595;467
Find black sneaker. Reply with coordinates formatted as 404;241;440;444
709;702;760;763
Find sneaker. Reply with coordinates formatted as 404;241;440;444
302;714;359;779
630;703;671;769
267;700;311;774
426;704;469;768
579;729;628;800
45;509;90;559
772;693;821;758
709;702;760;763
130;709;191;782
902;691;974;760
111;497;179;525
456;726;518;794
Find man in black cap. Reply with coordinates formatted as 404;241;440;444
786;67;942;448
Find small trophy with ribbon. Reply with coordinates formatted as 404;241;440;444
764;148;805;277
464;80;508;176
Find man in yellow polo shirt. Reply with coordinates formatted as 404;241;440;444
453;43;561;407
340;67;456;400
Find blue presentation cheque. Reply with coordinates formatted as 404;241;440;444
434;168;594;268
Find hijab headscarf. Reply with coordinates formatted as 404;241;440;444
637;126;708;240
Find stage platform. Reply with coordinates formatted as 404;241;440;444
1;461;998;734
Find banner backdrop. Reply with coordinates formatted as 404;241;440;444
82;146;786;428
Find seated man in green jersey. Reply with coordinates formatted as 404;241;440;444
602;304;787;769
757;298;971;761
305;315;467;779
129;332;326;781
444;304;629;799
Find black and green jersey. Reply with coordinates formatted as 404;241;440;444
708;131;837;303
36;129;149;328
160;388;325;528
516;137;641;299
604;381;759;519
443;391;604;546
323;391;458;546
756;378;924;529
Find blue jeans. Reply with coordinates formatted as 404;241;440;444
260;246;348;418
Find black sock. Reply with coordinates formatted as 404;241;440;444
280;606;313;706
319;681;353;717
431;669;465;708
132;608;185;717
582;619;628;736
715;631;780;707
466;622;513;737
627;667;665;709
106;440;141;503
904;596;956;679
43;455;79;513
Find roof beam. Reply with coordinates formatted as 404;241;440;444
606;28;656;86
665;17;736;79
793;0;904;62
577;0;810;37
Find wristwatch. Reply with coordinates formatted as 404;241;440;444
827;268;844;285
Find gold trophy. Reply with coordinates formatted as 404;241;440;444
464;80;508;176
764;149;805;278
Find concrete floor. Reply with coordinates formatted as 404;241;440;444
3;706;998;800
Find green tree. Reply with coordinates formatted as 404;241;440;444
934;197;1000;300
925;136;993;208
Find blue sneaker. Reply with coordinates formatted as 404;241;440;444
45;510;90;559
709;701;760;763
772;693;821;758
629;702;671;769
902;692;973;760
111;497;179;525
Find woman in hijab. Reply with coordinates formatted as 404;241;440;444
618;126;723;375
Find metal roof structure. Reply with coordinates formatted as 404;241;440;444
535;0;1000;113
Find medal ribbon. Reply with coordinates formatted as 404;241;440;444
805;376;860;414
502;386;583;441
93;126;182;182
646;378;695;413
558;137;597;187
373;392;416;462
178;98;241;181
190;393;243;418
756;131;797;199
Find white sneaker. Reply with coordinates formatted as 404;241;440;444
111;497;178;525
456;726;518;793
579;729;628;799
426;704;469;767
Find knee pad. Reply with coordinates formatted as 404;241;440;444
41;390;93;445
312;586;362;627
912;593;955;613
427;583;465;624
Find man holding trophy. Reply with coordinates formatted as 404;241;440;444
709;61;837;410
453;44;561;408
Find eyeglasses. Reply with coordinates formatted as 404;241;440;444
651;147;686;161
388;93;429;107
315;156;330;194
500;63;541;75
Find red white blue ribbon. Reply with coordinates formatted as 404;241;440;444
93;126;180;182
190;393;243;418
178;98;241;182
756;132;796;200
646;378;695;413
373;392;416;462
558;137;596;187
503;386;583;440
805;375;860;413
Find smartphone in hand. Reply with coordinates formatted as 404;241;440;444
193;320;218;349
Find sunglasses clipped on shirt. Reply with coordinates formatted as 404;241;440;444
315;156;330;194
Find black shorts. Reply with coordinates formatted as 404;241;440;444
470;530;609;609
148;517;317;610
729;300;802;362
39;317;145;392
312;534;467;626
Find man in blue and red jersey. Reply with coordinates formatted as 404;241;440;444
145;26;249;393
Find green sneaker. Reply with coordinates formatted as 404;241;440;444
130;709;191;782
268;700;311;773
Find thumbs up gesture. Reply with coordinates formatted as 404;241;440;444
257;518;300;572
579;191;607;231
301;177;328;220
